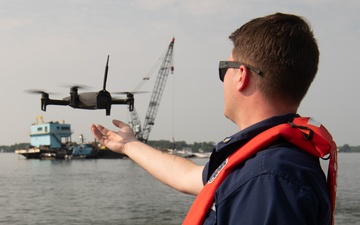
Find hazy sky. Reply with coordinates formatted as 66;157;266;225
1;0;359;146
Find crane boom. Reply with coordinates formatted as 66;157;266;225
129;107;142;135
130;38;175;142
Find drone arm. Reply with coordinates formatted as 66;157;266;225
41;98;70;111
111;97;134;111
111;99;127;104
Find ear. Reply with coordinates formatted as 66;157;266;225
237;65;251;91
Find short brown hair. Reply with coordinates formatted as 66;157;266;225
229;13;319;106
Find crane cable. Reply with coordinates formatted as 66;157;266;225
171;46;176;144
133;47;168;92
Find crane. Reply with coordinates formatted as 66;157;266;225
129;38;175;143
34;115;45;125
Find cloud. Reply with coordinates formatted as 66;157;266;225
131;0;176;10
0;18;27;31
181;0;226;16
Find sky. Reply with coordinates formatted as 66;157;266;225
0;0;359;146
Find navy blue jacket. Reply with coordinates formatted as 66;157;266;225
202;114;331;225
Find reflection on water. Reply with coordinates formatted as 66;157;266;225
0;153;359;224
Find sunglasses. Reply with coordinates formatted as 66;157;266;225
218;61;261;82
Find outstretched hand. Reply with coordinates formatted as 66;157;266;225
90;119;137;154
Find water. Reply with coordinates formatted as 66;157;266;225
0;154;199;225
331;153;360;224
0;153;359;225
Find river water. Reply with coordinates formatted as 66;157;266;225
0;153;358;225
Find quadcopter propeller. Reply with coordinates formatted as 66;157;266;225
58;83;92;90
25;89;67;111
25;89;56;95
112;91;149;95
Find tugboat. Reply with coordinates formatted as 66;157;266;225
66;135;99;159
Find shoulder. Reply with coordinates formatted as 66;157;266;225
214;145;330;224
227;143;326;186
220;144;326;190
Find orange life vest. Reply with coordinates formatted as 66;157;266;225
183;117;337;225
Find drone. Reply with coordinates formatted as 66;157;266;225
28;55;136;116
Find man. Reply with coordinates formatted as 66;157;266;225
91;13;336;225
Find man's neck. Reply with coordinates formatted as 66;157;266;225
235;97;297;131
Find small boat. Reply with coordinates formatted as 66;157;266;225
68;144;99;159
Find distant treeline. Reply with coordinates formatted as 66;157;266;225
338;144;360;153
0;141;216;153
147;140;216;152
0;143;30;152
3;142;357;153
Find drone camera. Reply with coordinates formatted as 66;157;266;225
96;91;112;114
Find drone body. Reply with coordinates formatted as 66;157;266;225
30;55;134;116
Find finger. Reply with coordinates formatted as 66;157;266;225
96;124;111;135
90;124;100;134
112;119;128;129
90;124;103;141
91;124;112;140
91;125;106;138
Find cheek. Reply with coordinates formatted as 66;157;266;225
223;85;231;116
223;79;238;120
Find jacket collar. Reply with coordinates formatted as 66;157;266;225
216;114;298;151
207;113;298;181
